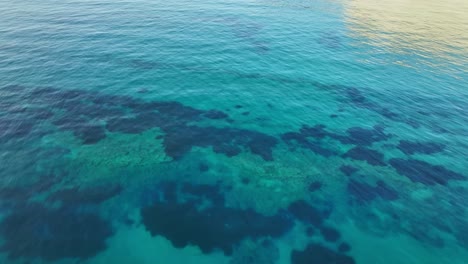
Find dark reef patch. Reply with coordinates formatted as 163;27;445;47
73;124;107;144
343;87;400;121
407;223;445;248
287;200;328;227
338;242;351;253
0;203;113;261
47;184;122;206
141;203;292;255
0;176;59;207
344;87;367;106
340;165;358;176
347;180;377;203
405;119;421;129
281;126;323;143
339;125;391;146
374;180;399;201
302;141;336;157
334;85;438;130
397;140;445;155
199;162;209;172
343;146;386;166
306;227;315;237
141;181;293;255
347;179;399;203
242;177;251;185
308;181;323;192
389;158;465;186
106;116;155;134
181;183;225;206
281;125;337;157
162;125;278;161
1;85;282;161
291;243;355;264
320;226;341;242
0;118;35;142
287;201;350;249
203;110;229;120
281;124;391;157
158;181;178;203
298;124;329;139
454;223;468;249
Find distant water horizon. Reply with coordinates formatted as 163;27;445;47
0;0;467;263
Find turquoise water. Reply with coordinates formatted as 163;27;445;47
0;0;467;263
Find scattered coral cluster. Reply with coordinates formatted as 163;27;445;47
0;84;467;263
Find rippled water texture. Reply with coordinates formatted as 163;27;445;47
0;0;467;263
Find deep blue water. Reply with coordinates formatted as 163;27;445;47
0;0;467;263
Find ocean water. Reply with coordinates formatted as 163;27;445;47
0;0;467;263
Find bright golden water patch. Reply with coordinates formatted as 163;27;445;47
344;0;468;67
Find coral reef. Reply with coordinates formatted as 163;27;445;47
141;181;293;255
343;146;386;166
397;140;445;155
0;203;113;261
389;158;465;186
291;243;355;264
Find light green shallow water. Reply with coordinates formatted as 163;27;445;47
0;0;467;263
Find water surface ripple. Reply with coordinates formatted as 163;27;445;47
0;0;467;263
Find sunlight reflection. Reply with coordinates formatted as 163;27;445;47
344;0;468;69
